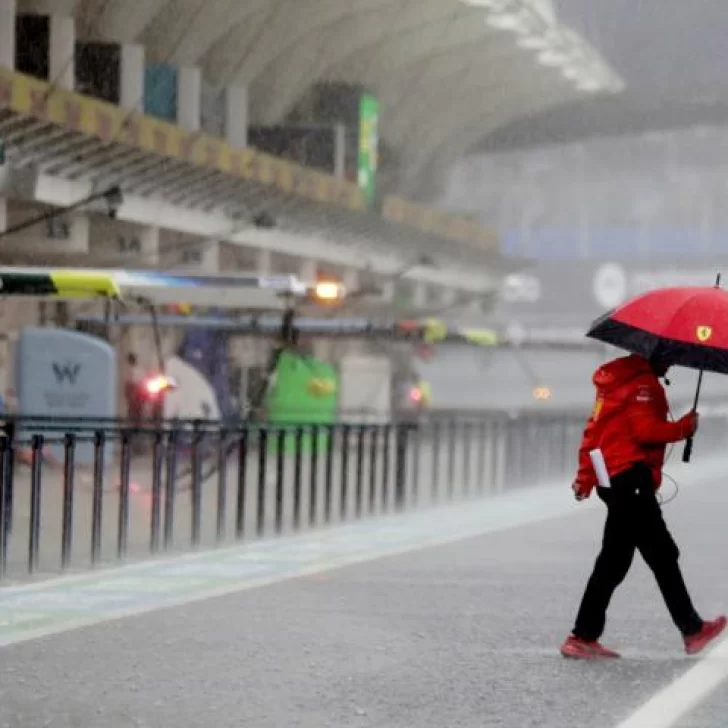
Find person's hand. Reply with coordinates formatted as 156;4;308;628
572;481;590;501
678;410;700;438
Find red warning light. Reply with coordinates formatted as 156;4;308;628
409;386;423;403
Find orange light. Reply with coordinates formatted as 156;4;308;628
533;386;552;401
314;281;344;301
145;374;177;396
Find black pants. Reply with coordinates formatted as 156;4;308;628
573;463;703;641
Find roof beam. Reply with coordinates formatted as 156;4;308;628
249;0;457;122
88;0;168;43
398;89;584;199
200;0;412;87
378;41;530;142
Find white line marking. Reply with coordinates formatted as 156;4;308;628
615;638;728;727
609;456;728;727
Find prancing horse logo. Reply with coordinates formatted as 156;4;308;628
696;326;713;343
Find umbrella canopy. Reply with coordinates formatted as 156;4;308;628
587;284;728;374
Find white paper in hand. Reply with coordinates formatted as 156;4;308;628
589;448;611;488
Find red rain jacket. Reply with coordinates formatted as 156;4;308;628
574;354;693;497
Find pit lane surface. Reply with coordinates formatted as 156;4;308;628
1;460;726;728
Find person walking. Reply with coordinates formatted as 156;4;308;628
561;352;726;659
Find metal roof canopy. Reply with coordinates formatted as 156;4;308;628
0;109;335;216
0;96;505;268
0;108;510;283
75;0;619;176
0;266;310;309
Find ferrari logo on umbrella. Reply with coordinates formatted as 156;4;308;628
696;326;713;342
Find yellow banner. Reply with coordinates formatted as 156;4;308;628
382;195;498;253
421;320;499;347
0;68;367;213
461;329;499;346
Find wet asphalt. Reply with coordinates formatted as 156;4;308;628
1;462;727;728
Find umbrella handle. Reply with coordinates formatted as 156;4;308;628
682;368;705;463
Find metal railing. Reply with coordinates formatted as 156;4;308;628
0;412;724;584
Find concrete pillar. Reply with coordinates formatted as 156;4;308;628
299;258;317;284
226;85;249;148
177;67;201;132
412;281;427;309
439;286;457;308
342;267;358;292
199;240;219;273
49;15;75;90
0;140;6;235
67;213;90;253
334;124;346;179
0;313;9;401
0;0;16;69
140;225;160;265
256;248;272;275
380;279;395;304
120;44;145;111
0;137;6;233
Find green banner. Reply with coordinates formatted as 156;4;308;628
357;94;379;205
266;352;338;453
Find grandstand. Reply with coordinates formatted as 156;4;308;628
444;125;728;260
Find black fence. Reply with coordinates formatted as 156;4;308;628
0;412;725;584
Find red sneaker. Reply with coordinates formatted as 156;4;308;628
684;616;727;655
560;634;620;659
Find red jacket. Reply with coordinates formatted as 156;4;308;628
574;354;691;497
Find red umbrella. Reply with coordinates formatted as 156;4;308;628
586;274;728;461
